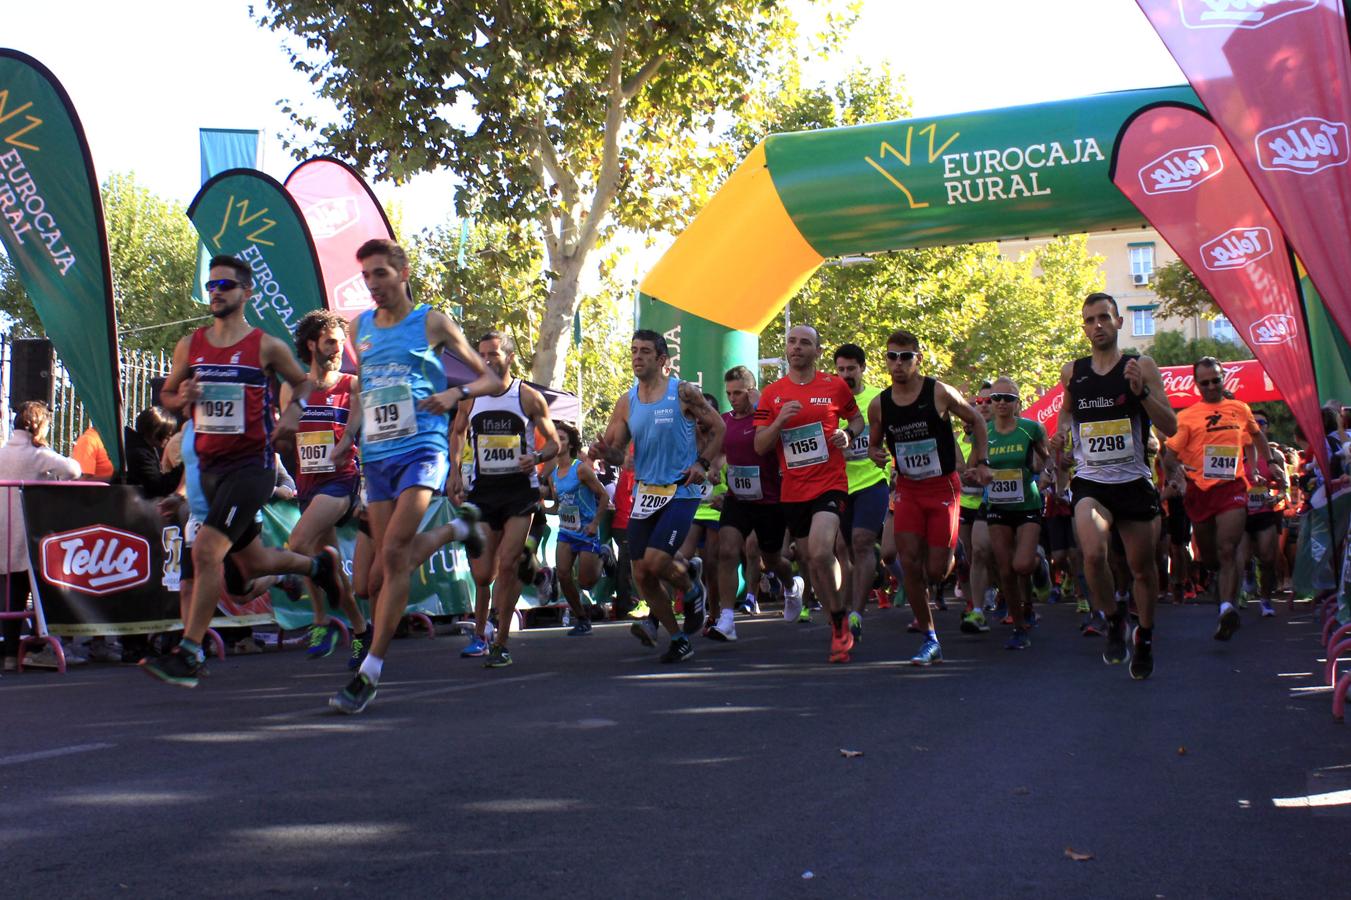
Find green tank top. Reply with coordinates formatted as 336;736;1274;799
986;417;1046;512
694;466;728;522
844;386;887;493
956;432;984;510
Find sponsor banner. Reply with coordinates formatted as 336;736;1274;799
187;168;326;345
1136;1;1351;368
0;50;123;470
1026;358;1281;434
193;128;261;305
1110;103;1328;476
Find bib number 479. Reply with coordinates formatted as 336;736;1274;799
373;404;400;425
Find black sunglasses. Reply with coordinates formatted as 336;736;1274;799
990;392;1019;403
1255;419;1268;426
885;350;918;362
1196;377;1223;387
205;278;244;292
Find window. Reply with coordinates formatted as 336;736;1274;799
1131;306;1156;337
1211;315;1238;344
1129;243;1155;285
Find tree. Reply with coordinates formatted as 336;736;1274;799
1140;329;1251;367
258;0;839;388
1151;257;1220;321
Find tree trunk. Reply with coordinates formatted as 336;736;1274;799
530;254;586;389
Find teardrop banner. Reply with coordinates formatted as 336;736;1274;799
187;168;326;345
0;48;123;470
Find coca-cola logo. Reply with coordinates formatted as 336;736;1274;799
1200;226;1273;271
1138;144;1224;194
1249;313;1297;346
303;197;360;239
1180;0;1318;30
1256;117;1350;175
332;272;372;311
40;525;151;596
1034;391;1064;425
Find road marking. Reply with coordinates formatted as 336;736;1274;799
0;742;114;767
1272;788;1351;809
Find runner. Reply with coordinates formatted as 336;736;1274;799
1239;413;1288;618
145;255;347;688
283;309;369;664
755;325;864;663
591;330;725;662
957;384;995;634
547;420;610;636
869;329;990;666
681;392;727;635
713;365;794;642
329;239;499;713
833;344;887;645
448;330;559;668
983;377;1049;650
1162;357;1268;641
1052;292;1175;680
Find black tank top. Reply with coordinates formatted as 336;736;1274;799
880;377;958;481
1066;355;1153;484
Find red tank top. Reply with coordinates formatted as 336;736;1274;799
189;327;273;473
296;373;359;498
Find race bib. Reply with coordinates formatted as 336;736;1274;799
1203;444;1240;481
782;422;829;469
896;438;942;480
844;429;870;462
362;384;416;443
195;382;244;434
630;481;677;520
476;434;520;476
1247;487;1272;513
728;465;763;501
988;468;1025;504
461;461;475;491
559;501;582;532
297;430;336;475
1079;419;1133;467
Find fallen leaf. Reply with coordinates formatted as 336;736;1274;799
1064;847;1094;862
839;748;863;758
1177;747;1187;756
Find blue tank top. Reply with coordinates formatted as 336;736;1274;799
181;419;207;522
627;376;699;500
355;305;449;462
554;459;597;537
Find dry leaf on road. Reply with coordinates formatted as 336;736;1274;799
839;749;864;758
1064;847;1094;862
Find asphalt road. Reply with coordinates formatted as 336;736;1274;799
1;599;1345;898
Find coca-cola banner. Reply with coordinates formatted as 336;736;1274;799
1135;1;1351;358
1026;358;1281;434
1109;103;1328;476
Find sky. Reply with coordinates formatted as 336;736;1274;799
2;0;1185;235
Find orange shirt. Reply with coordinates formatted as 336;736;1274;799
1166;399;1260;491
71;426;113;479
754;372;859;503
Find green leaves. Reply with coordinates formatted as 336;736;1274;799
1151;257;1220;321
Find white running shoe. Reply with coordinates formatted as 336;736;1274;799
711;608;738;642
784;577;804;622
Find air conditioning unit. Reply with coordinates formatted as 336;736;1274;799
1132;273;1150;286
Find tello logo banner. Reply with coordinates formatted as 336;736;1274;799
1249;313;1298;345
332;272;372;312
1179;0;1319;30
1201;226;1273;270
40;525;151;596
1256;117;1350;174
1139;144;1224;194
303;196;360;239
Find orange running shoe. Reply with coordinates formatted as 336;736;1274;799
829;622;854;663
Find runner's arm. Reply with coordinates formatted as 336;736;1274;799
1030;425;1050;476
679;381;725;484
1249;415;1272;481
590;394;631;465
422;311;503;411
333;378;361;467
1131;355;1176;436
157;336;198;413
262;334;315;438
867;394;889;468
519;385;560;470
940;382;991;485
446;396;472;498
578;461;611;535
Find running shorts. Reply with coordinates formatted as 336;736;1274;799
627;497;700;559
782;490;846;541
1182;479;1247;525
986;507;1042;529
365;447;449;504
469;484;541;532
200;466;274;545
894;471;961;550
1070;476;1160;523
719;496;786;554
557;530;603;556
842;481;889;537
1244;510;1282;535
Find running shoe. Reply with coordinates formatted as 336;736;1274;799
660;635;693;663
708;609;737;642
311;547;347;607
848;611;863;644
631;619;659;647
682;559;707;635
960;609;990;634
457;503;486;558
1075;598;1091;615
348;630;372;670
993;602;1008;623
1182;584;1197;602
1081;611;1105;636
829;622;855;664
1000;613;1014;626
1260;600;1276;618
910;637;943;667
517;549;541;584
566;619;593;636
1026;608;1039;629
141;648;201;688
1214;606;1241;641
933;583;948;611
484;644;513;668
1237;594;1249;610
760;571;783;603
1103;615;1129;665
1005;628;1031;651
737;593;759;616
305;623;341;659
877;588;893;610
460;635;489;657
783;582;804;622
1047;587;1062;605
983;588;998;614
1129;627;1153;680
329;674;377;714
797;605;812;624
628;601;651;620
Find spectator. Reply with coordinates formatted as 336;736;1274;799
0;401;83;672
71;423;114;480
124;406;182;499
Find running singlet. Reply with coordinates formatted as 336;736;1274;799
754;372;859;503
468;379;539;495
627;376;700;518
355;305;449;462
296;373;358;498
879;378;958;485
694;468;728;523
188;326;273;474
1167;398;1260;492
722;411;781;504
844;386;887;494
955;431;984;510
986;417;1045;511
554;459;597;537
1066;355;1152;484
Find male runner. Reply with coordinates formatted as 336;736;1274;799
448;331;559;668
833;344;887;645
145;255;346;687
1241;412;1288;617
1163;356;1268;640
329;239;499;712
284;309;370;664
869;330;990;666
1052;292;1175;680
591;330;724;663
957;384;995;632
755;325;864;663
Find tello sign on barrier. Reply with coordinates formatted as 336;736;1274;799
1200;226;1273;270
302;196;360;239
1179;0;1318;30
1256;117;1350;174
1249;313;1298;346
1138;145;1223;194
40;525;151;596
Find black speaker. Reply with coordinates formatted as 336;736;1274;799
9;338;53;407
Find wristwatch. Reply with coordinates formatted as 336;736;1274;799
458;385;472;401
696;456;712;470
1137;385;1151;399
974;458;990;467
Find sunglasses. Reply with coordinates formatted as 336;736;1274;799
1196;377;1223;387
205;278;244;292
973;397;990;405
885;350;919;362
990;392;1019;403
1255;419;1268;427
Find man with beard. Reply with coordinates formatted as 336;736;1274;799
832;344;887;645
448;331;559;668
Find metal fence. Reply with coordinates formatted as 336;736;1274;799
0;330;172;456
